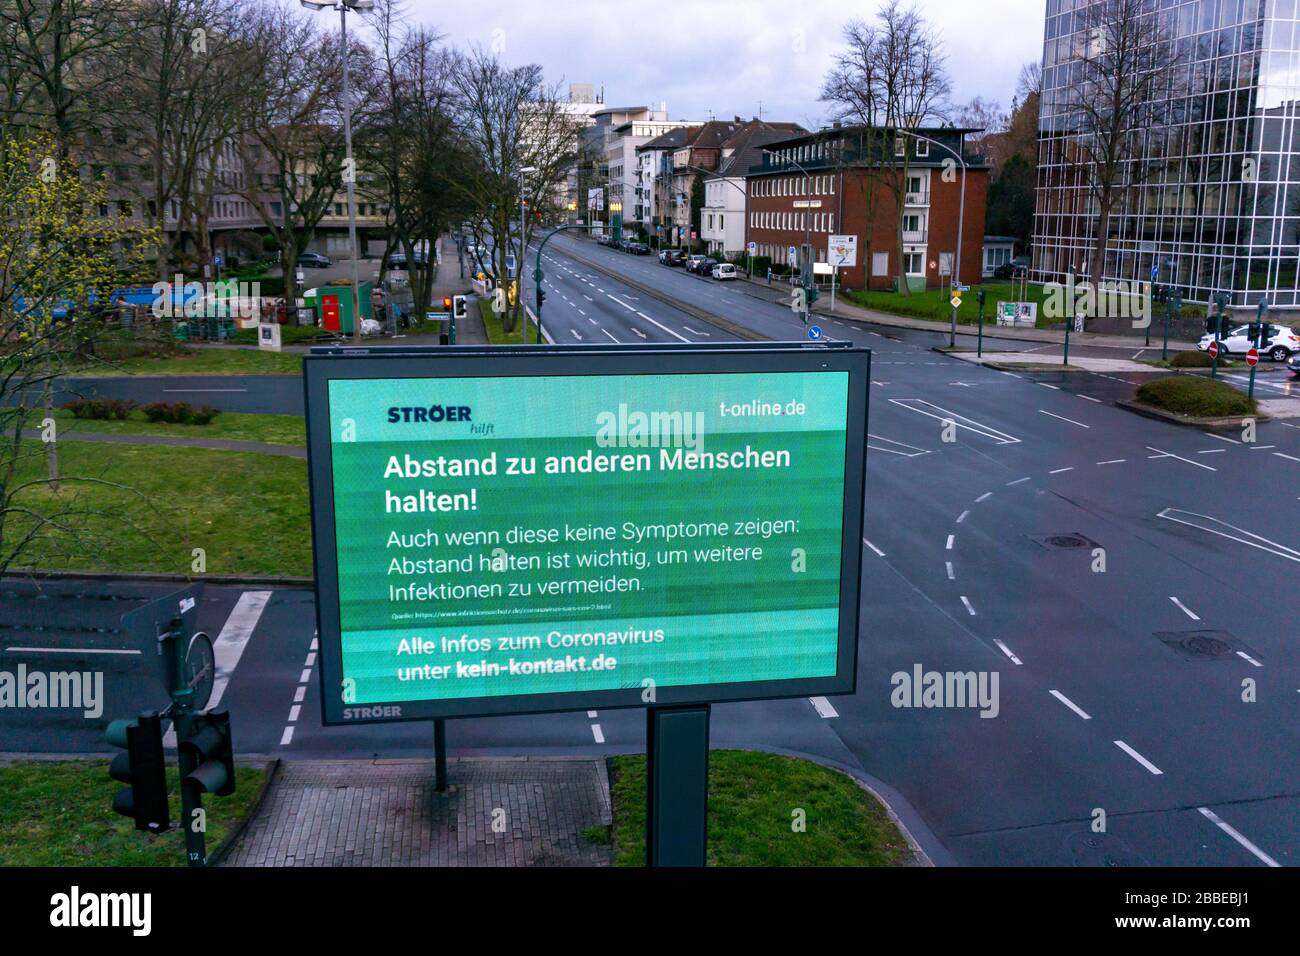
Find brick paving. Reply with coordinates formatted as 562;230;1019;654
221;757;613;867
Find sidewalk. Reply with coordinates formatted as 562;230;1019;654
733;273;1197;351
219;757;613;867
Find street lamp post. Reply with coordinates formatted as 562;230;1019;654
897;130;966;348
301;0;373;346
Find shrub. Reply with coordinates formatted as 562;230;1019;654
750;255;772;277
1170;349;1213;368
1135;375;1255;417
63;398;136;420
140;402;220;425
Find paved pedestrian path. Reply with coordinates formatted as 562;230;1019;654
220;757;613;867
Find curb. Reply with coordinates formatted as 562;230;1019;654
1115;398;1266;430
211;758;281;866
1;570;313;588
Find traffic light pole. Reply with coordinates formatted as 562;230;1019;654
532;223;596;344
434;719;448;793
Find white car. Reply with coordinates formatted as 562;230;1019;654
711;263;737;280
1198;324;1300;363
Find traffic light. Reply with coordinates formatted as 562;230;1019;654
441;295;452;313
180;708;235;798
452;295;467;320
106;711;170;833
977;288;987;309
1261;322;1274;345
806;285;820;305
535;286;546;309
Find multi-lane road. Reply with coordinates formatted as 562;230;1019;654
3;234;1297;866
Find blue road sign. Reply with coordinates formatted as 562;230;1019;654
1151;263;1158;282
214;255;223;268
808;325;823;341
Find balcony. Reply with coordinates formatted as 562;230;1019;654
905;190;930;206
902;228;928;243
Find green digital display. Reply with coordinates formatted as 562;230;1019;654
306;347;867;723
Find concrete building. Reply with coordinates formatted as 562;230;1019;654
1034;0;1300;310
744;125;989;291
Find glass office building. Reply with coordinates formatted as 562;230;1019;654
1034;0;1300;309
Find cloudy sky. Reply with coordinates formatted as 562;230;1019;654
378;0;1045;127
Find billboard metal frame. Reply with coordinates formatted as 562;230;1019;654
304;342;869;725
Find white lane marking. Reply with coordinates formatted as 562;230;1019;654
866;434;930;457
1039;409;1090;428
5;646;140;655
1203;432;1241;444
587;710;598;718
683;325;711;336
960;595;976;616
634;310;691;342
945;534;955;550
570;329;583;341
299;668;312;684
209;591;271;711
1236;650;1263;668
591;723;605;744
809;696;839;718
994;639;1023;665
1198;449;1227;454
310;637;318;651
1114;740;1163;775
1198;808;1280;867
889;398;1021;444
1049;467;1075;474
294;685;306;703
862;537;886;557
1246;445;1276;451
1157;508;1300;563
1097;459;1126;465
1145;445;1216;471
1079;394;1103;403
1038;382;1061;390
280;726;294;746
304;651;316;667
601;329;619;343
956;510;969;523
1275;452;1300;463
1006;476;1031;485
288;704;301;723
1170;596;1201;621
976;492;993;503
946;561;955;580
1049;690;1092;720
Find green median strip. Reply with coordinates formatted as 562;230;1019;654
54;409;305;446
479;299;525;344
71;346;303;377
606;750;916;866
0;760;269;867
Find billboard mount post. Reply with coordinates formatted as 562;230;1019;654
645;704;709;867
434;719;448;793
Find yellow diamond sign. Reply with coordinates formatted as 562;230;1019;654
950;294;962;309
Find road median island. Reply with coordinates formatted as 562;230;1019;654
0;758;271;866
1119;375;1261;428
607;749;920;867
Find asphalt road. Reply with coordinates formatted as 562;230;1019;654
4;241;1298;867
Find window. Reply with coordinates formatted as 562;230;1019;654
872;252;890;277
895;137;907;158
904;251;925;274
916;140;929;158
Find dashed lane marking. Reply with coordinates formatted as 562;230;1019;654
809;696;839;718
994;639;1023;665
1170;596;1201;621
1198;808;1280;867
1114;740;1164;775
1049;690;1092;720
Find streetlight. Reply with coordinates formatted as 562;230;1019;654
301;0;373;345
519;166;536;344
896;129;966;348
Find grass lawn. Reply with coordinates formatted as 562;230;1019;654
845;282;1054;327
1135;375;1256;417
478;299;525;345
54;408;305;446
74;346;302;377
0;760;268;866
228;325;336;346
7;441;310;576
607;750;914;867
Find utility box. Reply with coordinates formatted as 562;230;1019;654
316;281;374;335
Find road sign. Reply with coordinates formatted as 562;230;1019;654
746;241;757;255
213;255;223;269
1247;347;1259;367
184;632;216;711
302;345;868;723
1208;341;1219;359
950;295;962;309
828;235;858;268
808;325;823;341
788;245;797;266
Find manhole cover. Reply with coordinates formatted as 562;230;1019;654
1155;630;1256;662
1030;533;1097;550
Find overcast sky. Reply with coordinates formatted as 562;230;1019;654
381;0;1045;128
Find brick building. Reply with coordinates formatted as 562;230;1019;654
744;125;989;292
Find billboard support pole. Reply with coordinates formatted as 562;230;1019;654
645;704;709;867
434;719;447;793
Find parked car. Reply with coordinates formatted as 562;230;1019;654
992;255;1031;280
711;263;738;280
685;254;706;273
694;257;718;276
1197;324;1300;362
661;250;687;267
1290;353;1300;377
631;243;651;255
297;252;332;269
386;253;428;270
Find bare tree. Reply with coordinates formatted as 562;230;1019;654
1069;0;1181;289
451;48;579;333
233;2;347;308
821;1;950;296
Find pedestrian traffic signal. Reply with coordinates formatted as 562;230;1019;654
452;295;467;320
106;711;170;833
180;708;235;798
441;295;453;312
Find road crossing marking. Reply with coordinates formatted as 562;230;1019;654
809;697;839;718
